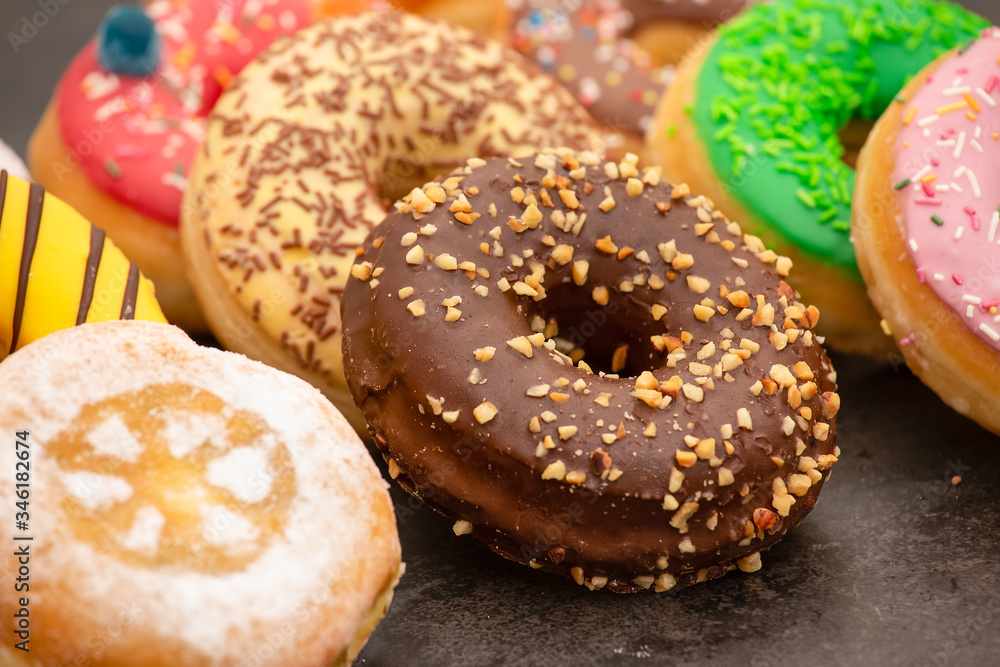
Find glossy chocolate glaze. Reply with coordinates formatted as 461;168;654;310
342;150;840;592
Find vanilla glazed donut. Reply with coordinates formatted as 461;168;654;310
341;148;841;592
507;0;753;158
0;320;402;666
29;0;362;330
854;28;1000;436
181;10;604;434
0;170;164;361
651;0;990;355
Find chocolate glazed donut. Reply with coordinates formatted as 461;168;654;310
342;149;841;592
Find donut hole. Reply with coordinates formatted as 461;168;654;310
535;284;667;378
837;118;875;169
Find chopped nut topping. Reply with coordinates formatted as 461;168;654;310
595;236;618;255
542;460;567;481
473;401;498;424
693;305;715;322
753;507;778;530
526;384;550;398
687;275;711;294
474;346;496;362
433;253;458;270
442;410;460;424
405;245;425;265
444;306;461;322
559;189;580;209
592;286;610;306
453;520;473;536
594;392;613;407
736;408;753;431
558;425;578;440
737;553;762;573
718;468;735;486
507;336;534;358
676;450;697;467
406;299;426;317
651;304;668;321
626;178;644;196
821;392;841;419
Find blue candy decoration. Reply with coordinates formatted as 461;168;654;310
96;5;160;77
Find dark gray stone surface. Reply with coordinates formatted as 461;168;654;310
0;1;997;666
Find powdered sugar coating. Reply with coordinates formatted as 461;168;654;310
0;320;401;665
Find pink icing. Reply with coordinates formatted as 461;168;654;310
894;28;1000;350
56;0;312;226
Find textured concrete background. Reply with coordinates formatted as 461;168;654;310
0;1;998;666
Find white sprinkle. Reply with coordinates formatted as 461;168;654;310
951;76;963;86
953;131;966;159
909;238;919;253
954;226;964;240
917;114;940;127
912;165;933;182
980;323;1000;342
970;139;984;153
963;295;982;305
942;86;971;95
933;273;945;282
966;170;982;199
976;88;997;107
967;305;975;318
974;126;982;139
995;314;1000;323
954;165;967;178
992;212;1000;243
936;184;951;192
936;140;956;147
950;182;964;193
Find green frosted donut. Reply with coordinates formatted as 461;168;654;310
690;0;989;273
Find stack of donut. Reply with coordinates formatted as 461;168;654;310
651;0;990;355
29;0;366;329
180;10;604;433
5;0;996;651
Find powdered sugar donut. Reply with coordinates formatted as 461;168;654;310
854;28;1000;435
0;320;402;666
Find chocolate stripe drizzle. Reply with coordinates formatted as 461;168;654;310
10;183;45;355
77;226;105;325
120;262;139;320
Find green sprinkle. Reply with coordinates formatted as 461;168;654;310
104;158;121;179
796;188;817;208
931;214;945;227
893;178;912;190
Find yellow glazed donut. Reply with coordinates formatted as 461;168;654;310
0;320;403;666
0;170;164;361
181;10;604;433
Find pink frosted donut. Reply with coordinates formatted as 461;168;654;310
854;27;1000;435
